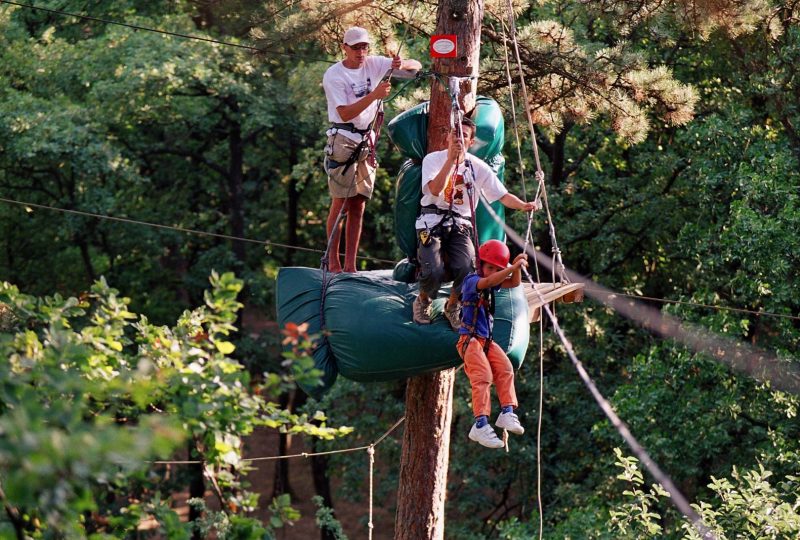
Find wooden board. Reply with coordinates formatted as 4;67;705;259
523;282;585;323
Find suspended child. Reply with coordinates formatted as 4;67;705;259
458;240;527;448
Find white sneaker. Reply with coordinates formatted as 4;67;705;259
468;423;504;449
495;411;525;435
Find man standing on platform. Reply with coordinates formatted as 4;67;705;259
322;26;421;273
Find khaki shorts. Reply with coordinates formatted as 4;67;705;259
325;132;376;199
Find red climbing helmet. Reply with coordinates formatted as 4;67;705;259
478;239;510;269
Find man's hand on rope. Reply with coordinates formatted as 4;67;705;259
391;55;402;70
447;137;464;164
372;80;392;100
522;199;542;212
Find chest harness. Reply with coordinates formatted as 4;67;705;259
460;284;496;355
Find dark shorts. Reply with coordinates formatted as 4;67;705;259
416;223;475;299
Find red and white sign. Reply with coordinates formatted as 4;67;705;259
430;34;457;58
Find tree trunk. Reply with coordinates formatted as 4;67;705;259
228;102;246;263
396;3;484;537
285;141;300;267
271;391;296;500
188;441;205;540
77;236;96;284
426;0;484;147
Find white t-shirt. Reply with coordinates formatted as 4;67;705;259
416;150;508;229
323;56;393;141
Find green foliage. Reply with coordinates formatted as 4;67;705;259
0;272;351;536
609;448;670;537
611;451;800;539
1;0;800;538
313;495;349;540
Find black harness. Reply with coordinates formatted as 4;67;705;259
460;285;496;355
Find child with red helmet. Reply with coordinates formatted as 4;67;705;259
458;239;528;448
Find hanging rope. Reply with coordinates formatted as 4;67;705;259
478;195;717;538
503;0;568;285
367;445;376;539
499;11;548;536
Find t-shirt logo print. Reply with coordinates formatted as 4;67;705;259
445;173;465;205
351;77;372;98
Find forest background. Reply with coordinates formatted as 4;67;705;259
0;0;799;538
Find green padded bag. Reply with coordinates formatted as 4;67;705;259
276;267;530;392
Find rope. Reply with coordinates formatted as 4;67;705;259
536;316;544;540
150;415;405;465
541;302;717;539
500;12;546;535
0;196;396;266
584;287;800;323
503;0;567;284
368;445;375;540
0;0;336;64
472;198;717;540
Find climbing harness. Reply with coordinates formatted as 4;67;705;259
459;286;496;355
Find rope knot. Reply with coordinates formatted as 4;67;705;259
535;170;546;183
367;445;375;457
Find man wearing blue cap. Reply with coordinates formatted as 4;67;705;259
322;26;420;273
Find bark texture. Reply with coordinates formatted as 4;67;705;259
396;3;484;538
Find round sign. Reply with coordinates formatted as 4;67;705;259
432;38;456;55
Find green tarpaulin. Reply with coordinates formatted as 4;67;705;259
276;267;530;398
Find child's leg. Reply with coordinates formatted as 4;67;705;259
486;340;518;410
457;335;493;418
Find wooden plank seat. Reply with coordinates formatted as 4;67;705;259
523;282;585;323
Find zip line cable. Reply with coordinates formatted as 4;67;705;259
584;287;800;323
0;0;336;64
541;301;717;539
478;196;717;538
478;195;800;392
0;196;396;266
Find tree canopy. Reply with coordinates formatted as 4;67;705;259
1;0;799;538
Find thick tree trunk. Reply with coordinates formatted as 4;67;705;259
396;3;484;537
395;370;456;539
426;0;484;147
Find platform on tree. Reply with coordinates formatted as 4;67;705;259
524;282;585;323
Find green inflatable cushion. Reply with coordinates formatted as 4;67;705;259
276;267;530;396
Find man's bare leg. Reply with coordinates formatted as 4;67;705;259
343;195;367;273
326;197;347;273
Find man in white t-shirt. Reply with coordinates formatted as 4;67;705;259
322;26;421;273
412;117;540;329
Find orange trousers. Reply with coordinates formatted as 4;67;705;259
457;335;518;417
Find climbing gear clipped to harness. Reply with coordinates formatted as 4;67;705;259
478;239;510;269
446;76;483;268
460;284;496;355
